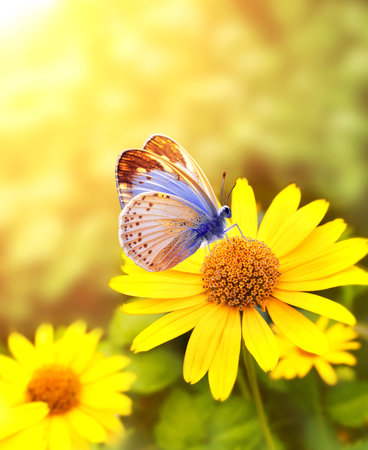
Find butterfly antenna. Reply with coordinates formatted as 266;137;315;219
221;172;226;205
225;181;236;206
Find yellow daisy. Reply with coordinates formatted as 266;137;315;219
0;321;136;450
270;317;361;384
109;179;368;401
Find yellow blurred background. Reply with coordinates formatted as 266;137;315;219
1;0;367;335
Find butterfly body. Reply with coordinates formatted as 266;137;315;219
116;135;232;272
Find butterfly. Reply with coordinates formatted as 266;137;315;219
115;135;241;272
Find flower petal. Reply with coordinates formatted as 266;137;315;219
122;293;207;315
266;298;328;354
1;420;48;450
279;219;347;272
184;304;229;384
277;266;368;291
109;272;204;298
271;200;329;258
131;303;208;352
55;321;87;367
231;178;258;239
279;238;368;282
70;328;103;374
49;416;71;450
324;351;357;365
79;406;124;434
257;184;301;245
208;308;241;401
272;289;356;326
67;408;107;443
0;355;29;383
84;372;136;393
35;324;54;365
80;355;131;384
0;402;49;440
242;307;279;371
8;333;37;371
174;248;205;273
314;359;337;385
79;391;132;415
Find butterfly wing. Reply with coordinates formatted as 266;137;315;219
116;148;217;216
143;135;218;206
119;192;204;271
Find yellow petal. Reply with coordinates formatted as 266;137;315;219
208;308;241;401
272;289;356;326
131;303;208;352
174;248;205;273
266;298;328;355
0;420;48;450
49;416;71;450
276;265;368;291
79;406;124;434
67;408;107;443
0;402;49;440
279;219;347;272
270;357;300;380
35;324;54;365
271;200;329;258
84;372;137;393
79;391;132;415
242;307;279;372
183;304;229;384
122;293;207;315
56;321;87;366
231;178;258;239
314;359;337;385
71;328;103;374
296;357;315;378
109;272;204;298
279;238;368;282
0;355;28;383
80;355;131;384
324;351;357;366
8;333;37;371
257;184;301;245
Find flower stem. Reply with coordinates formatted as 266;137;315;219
237;365;251;400
242;345;276;450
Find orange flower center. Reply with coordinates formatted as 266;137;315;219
201;237;280;310
26;365;81;415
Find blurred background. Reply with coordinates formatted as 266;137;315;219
0;0;367;447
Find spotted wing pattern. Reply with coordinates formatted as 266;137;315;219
116;148;217;215
119;192;203;271
143;135;218;206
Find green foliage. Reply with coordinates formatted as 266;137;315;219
108;306;160;348
154;388;283;450
129;346;182;394
326;381;368;427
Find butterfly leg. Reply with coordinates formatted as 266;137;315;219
225;223;250;240
207;244;212;256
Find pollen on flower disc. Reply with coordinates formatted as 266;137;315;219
202;237;280;310
27;365;81;415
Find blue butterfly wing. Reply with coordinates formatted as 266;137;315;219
116;148;217;217
119;192;205;271
143;135;219;206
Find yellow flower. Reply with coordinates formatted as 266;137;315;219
109;179;368;401
270;317;361;384
0;321;136;450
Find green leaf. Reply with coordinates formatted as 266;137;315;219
154;388;282;450
129;346;182;394
342;440;368;450
108;306;160;348
326;381;368;427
